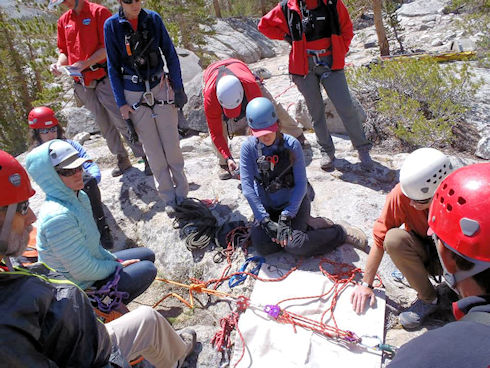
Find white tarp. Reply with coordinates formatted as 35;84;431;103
231;261;386;368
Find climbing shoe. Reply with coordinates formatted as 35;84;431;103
218;164;232;180
358;148;374;171
339;221;368;251
142;156;153;176
399;297;440;329
112;154;132;177
177;329;197;367
320;152;336;171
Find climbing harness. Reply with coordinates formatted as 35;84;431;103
228;256;265;288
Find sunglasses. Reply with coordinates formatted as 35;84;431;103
16;200;29;216
56;166;83;177
121;0;140;4
38;126;58;134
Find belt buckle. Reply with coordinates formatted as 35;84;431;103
131;75;139;84
143;91;154;107
89;64;99;72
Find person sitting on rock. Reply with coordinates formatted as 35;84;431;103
27;106;113;249
351;148;454;329
203;58;309;180
0;149;196;367
26;139;157;304
240;97;367;256
388;163;490;367
258;0;374;171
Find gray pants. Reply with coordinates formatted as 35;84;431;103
291;57;370;156
251;196;345;256
106;306;187;367
74;78;145;157
124;83;188;204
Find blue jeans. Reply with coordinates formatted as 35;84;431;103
96;247;157;304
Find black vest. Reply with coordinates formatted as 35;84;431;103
255;134;295;193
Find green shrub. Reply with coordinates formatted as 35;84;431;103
347;58;482;147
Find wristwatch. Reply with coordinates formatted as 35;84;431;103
360;281;374;290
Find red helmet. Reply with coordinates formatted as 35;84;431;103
28;106;59;130
0;150;35;207
429;163;490;263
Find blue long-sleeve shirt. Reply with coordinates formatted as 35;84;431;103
240;134;307;222
103;8;184;107
66;139;101;183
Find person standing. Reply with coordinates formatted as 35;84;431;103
104;0;189;215
48;0;151;177
351;148;454;329
240;97;367;256
27;106;114;248
388;163;490;367
203;58;308;180
258;0;374;171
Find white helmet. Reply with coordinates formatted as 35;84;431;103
216;75;244;109
48;140;90;169
400;148;453;201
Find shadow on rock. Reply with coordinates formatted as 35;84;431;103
333;158;399;192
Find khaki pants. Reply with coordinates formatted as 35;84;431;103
124;83;188;204
384;228;437;303
74;78;145;157
213;85;304;166
106;306;186;368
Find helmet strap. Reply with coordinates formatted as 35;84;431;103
0;204;16;271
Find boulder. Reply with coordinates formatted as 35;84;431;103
397;0;445;17
476;136;490;160
63;107;99;137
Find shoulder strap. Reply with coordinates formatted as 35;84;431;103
461;311;490;326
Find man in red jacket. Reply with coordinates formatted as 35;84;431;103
48;0;150;177
203;58;308;180
258;0;374;171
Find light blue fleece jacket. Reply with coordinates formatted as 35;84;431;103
25;140;118;290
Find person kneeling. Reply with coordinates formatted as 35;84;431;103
240;97;366;256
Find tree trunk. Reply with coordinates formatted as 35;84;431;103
373;0;390;56
213;0;222;18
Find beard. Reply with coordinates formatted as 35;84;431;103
5;225;32;257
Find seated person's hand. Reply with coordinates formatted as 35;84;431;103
261;217;278;242
350;284;376;314
121;259;140;267
277;215;292;247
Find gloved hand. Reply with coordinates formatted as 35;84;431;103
284;34;292;45
261;217;278;241
174;89;188;109
277;215;293;246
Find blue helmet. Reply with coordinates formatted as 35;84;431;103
246;97;277;131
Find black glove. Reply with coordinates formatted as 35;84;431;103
174;89;188;109
261;217;278;240
284;34;292;45
83;174;96;190
277;215;293;245
125;119;139;145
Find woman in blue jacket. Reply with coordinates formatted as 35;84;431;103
28;106;113;248
240;97;365;256
26;139;157;303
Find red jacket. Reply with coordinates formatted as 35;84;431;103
258;0;353;74
203;59;262;160
57;1;111;86
373;184;430;248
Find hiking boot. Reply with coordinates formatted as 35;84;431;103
339;221;368;251
320;152;336;171
100;225;114;249
111;154;132;177
218;164;232;180
399;298;439;329
142;156;153;176
177;329;197;367
307;216;335;230
296;133;311;148
358;148;374;171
